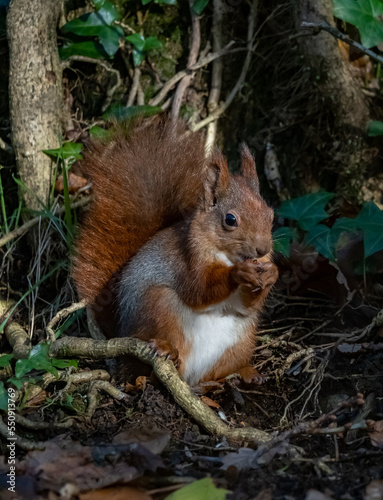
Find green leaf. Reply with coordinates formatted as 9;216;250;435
367;120;383;136
156;0;177;3
272;227;297;257
93;0;106;8
143;36;163;51
304;224;337;262
59;41;109;60
0;382;8;411
193;0;209;14
61;3;121;37
165;478;229;500
98;26;124;56
42;142;83;160
0;354;13;368
7;377;37;389
333;0;383;48
126;34;162;66
103;104;162;120
276;192;335;230
89;126;112;139
15;344;57;379
126;33;146;51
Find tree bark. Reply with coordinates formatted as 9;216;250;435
294;0;370;131
7;0;63;212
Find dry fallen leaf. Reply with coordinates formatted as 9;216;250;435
55;172;88;193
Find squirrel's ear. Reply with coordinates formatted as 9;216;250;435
204;151;230;209
240;143;259;192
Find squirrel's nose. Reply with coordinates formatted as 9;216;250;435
256;244;271;257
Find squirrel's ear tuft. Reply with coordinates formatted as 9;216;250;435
240;143;259;192
204;151;230;209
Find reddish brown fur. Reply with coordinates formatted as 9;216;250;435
72;117;207;305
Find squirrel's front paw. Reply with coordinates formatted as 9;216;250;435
147;339;179;367
231;260;277;290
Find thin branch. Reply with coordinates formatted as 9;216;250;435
301;21;383;66
46;299;87;342
171;0;201;120
205;0;224;151
62;56;122;112
0;195;91;248
127;67;141;107
149;42;237;107
193;0;259;132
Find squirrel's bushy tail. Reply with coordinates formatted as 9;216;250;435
72;117;208;306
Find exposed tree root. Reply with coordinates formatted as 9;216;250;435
50;336;271;444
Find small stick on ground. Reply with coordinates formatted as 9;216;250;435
15;414;74;430
86;380;129;418
46;299;87;342
0;418;45;451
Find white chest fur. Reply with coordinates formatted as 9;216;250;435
181;290;255;386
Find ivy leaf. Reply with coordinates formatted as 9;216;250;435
98;26;124;56
0;354;13;368
304;224;337;262
127;33;146;51
165;478;229;500
61;3;121;37
42;142;83;160
355;202;383;257
144;36;163;51
103;104;162;120
193;0;209;14
126;33;162;66
333;0;383;48
59;40;109;60
367;120;383;136
14;344;77;379
272;227;297;257
276;192;335;230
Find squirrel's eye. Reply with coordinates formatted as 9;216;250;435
225;213;238;227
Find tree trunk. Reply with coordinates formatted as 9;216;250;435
7;0;63;212
294;0;370;130
293;0;376;200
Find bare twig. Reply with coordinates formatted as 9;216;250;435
127;67;141;107
86;380;128;418
0;137;14;155
0;418;45;451
193;0;259;132
46;299;87;342
205;0;224;151
149;42;237;107
301;21;383;66
171;0;201;120
0;195;91;248
62;56;122;112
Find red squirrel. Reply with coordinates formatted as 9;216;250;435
72;116;278;385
